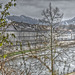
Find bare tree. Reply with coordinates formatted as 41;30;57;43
40;3;63;75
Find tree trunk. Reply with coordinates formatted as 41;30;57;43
51;24;54;75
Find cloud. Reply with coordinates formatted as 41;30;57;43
0;0;75;20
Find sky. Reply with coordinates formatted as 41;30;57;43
0;0;75;20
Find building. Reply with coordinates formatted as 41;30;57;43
0;21;50;52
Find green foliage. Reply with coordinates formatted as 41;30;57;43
14;3;16;6
0;0;16;27
0;0;16;59
20;42;22;50
0;42;3;47
0;5;2;9
14;0;16;1
11;33;16;38
3;54;7;59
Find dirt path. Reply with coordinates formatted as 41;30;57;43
67;72;75;75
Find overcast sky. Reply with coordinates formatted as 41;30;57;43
0;0;75;20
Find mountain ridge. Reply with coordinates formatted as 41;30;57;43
62;17;75;25
7;15;39;24
7;15;75;25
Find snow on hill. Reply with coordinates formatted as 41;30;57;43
62;17;75;25
7;15;75;25
7;15;39;24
